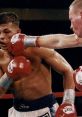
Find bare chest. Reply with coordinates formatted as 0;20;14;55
12;65;51;99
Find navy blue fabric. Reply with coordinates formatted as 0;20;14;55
13;94;57;112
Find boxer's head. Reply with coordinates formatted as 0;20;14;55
0;12;21;50
69;0;82;38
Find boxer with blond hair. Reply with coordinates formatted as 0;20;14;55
0;12;76;117
9;0;82;93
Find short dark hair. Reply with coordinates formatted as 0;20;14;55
0;12;20;26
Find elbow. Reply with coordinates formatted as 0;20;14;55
63;67;74;78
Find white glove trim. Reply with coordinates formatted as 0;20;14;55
24;36;38;47
63;89;75;104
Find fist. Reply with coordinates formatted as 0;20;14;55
55;103;77;117
74;66;82;91
6;56;32;80
7;33;27;56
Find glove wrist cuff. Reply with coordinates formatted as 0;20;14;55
0;73;13;90
24;36;39;47
63;89;75;104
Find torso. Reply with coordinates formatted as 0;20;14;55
0;47;52;100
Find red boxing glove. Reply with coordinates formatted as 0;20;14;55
7;33;38;56
7;33;26;56
55;103;77;117
73;66;82;91
6;56;32;80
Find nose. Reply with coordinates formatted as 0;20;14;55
0;32;5;41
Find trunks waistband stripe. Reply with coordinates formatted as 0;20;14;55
13;94;57;112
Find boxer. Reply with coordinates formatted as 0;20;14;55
0;12;75;117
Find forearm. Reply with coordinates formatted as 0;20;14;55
63;70;75;104
36;35;59;48
39;33;79;48
63;75;75;90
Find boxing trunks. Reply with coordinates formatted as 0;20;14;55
8;94;59;117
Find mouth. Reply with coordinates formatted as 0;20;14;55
0;43;7;49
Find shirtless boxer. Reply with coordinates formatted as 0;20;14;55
8;0;82;92
0;12;76;117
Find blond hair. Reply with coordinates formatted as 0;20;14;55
69;0;82;9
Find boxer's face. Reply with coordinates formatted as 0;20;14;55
0;22;20;50
69;6;82;38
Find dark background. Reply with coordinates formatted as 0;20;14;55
0;0;82;116
0;0;73;8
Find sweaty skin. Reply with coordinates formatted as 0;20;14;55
0;22;75;101
12;48;52;100
0;47;74;100
37;34;82;49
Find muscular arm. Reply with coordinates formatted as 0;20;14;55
46;51;74;89
41;49;75;103
30;47;75;103
32;47;75;90
8;33;82;56
38;33;82;49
